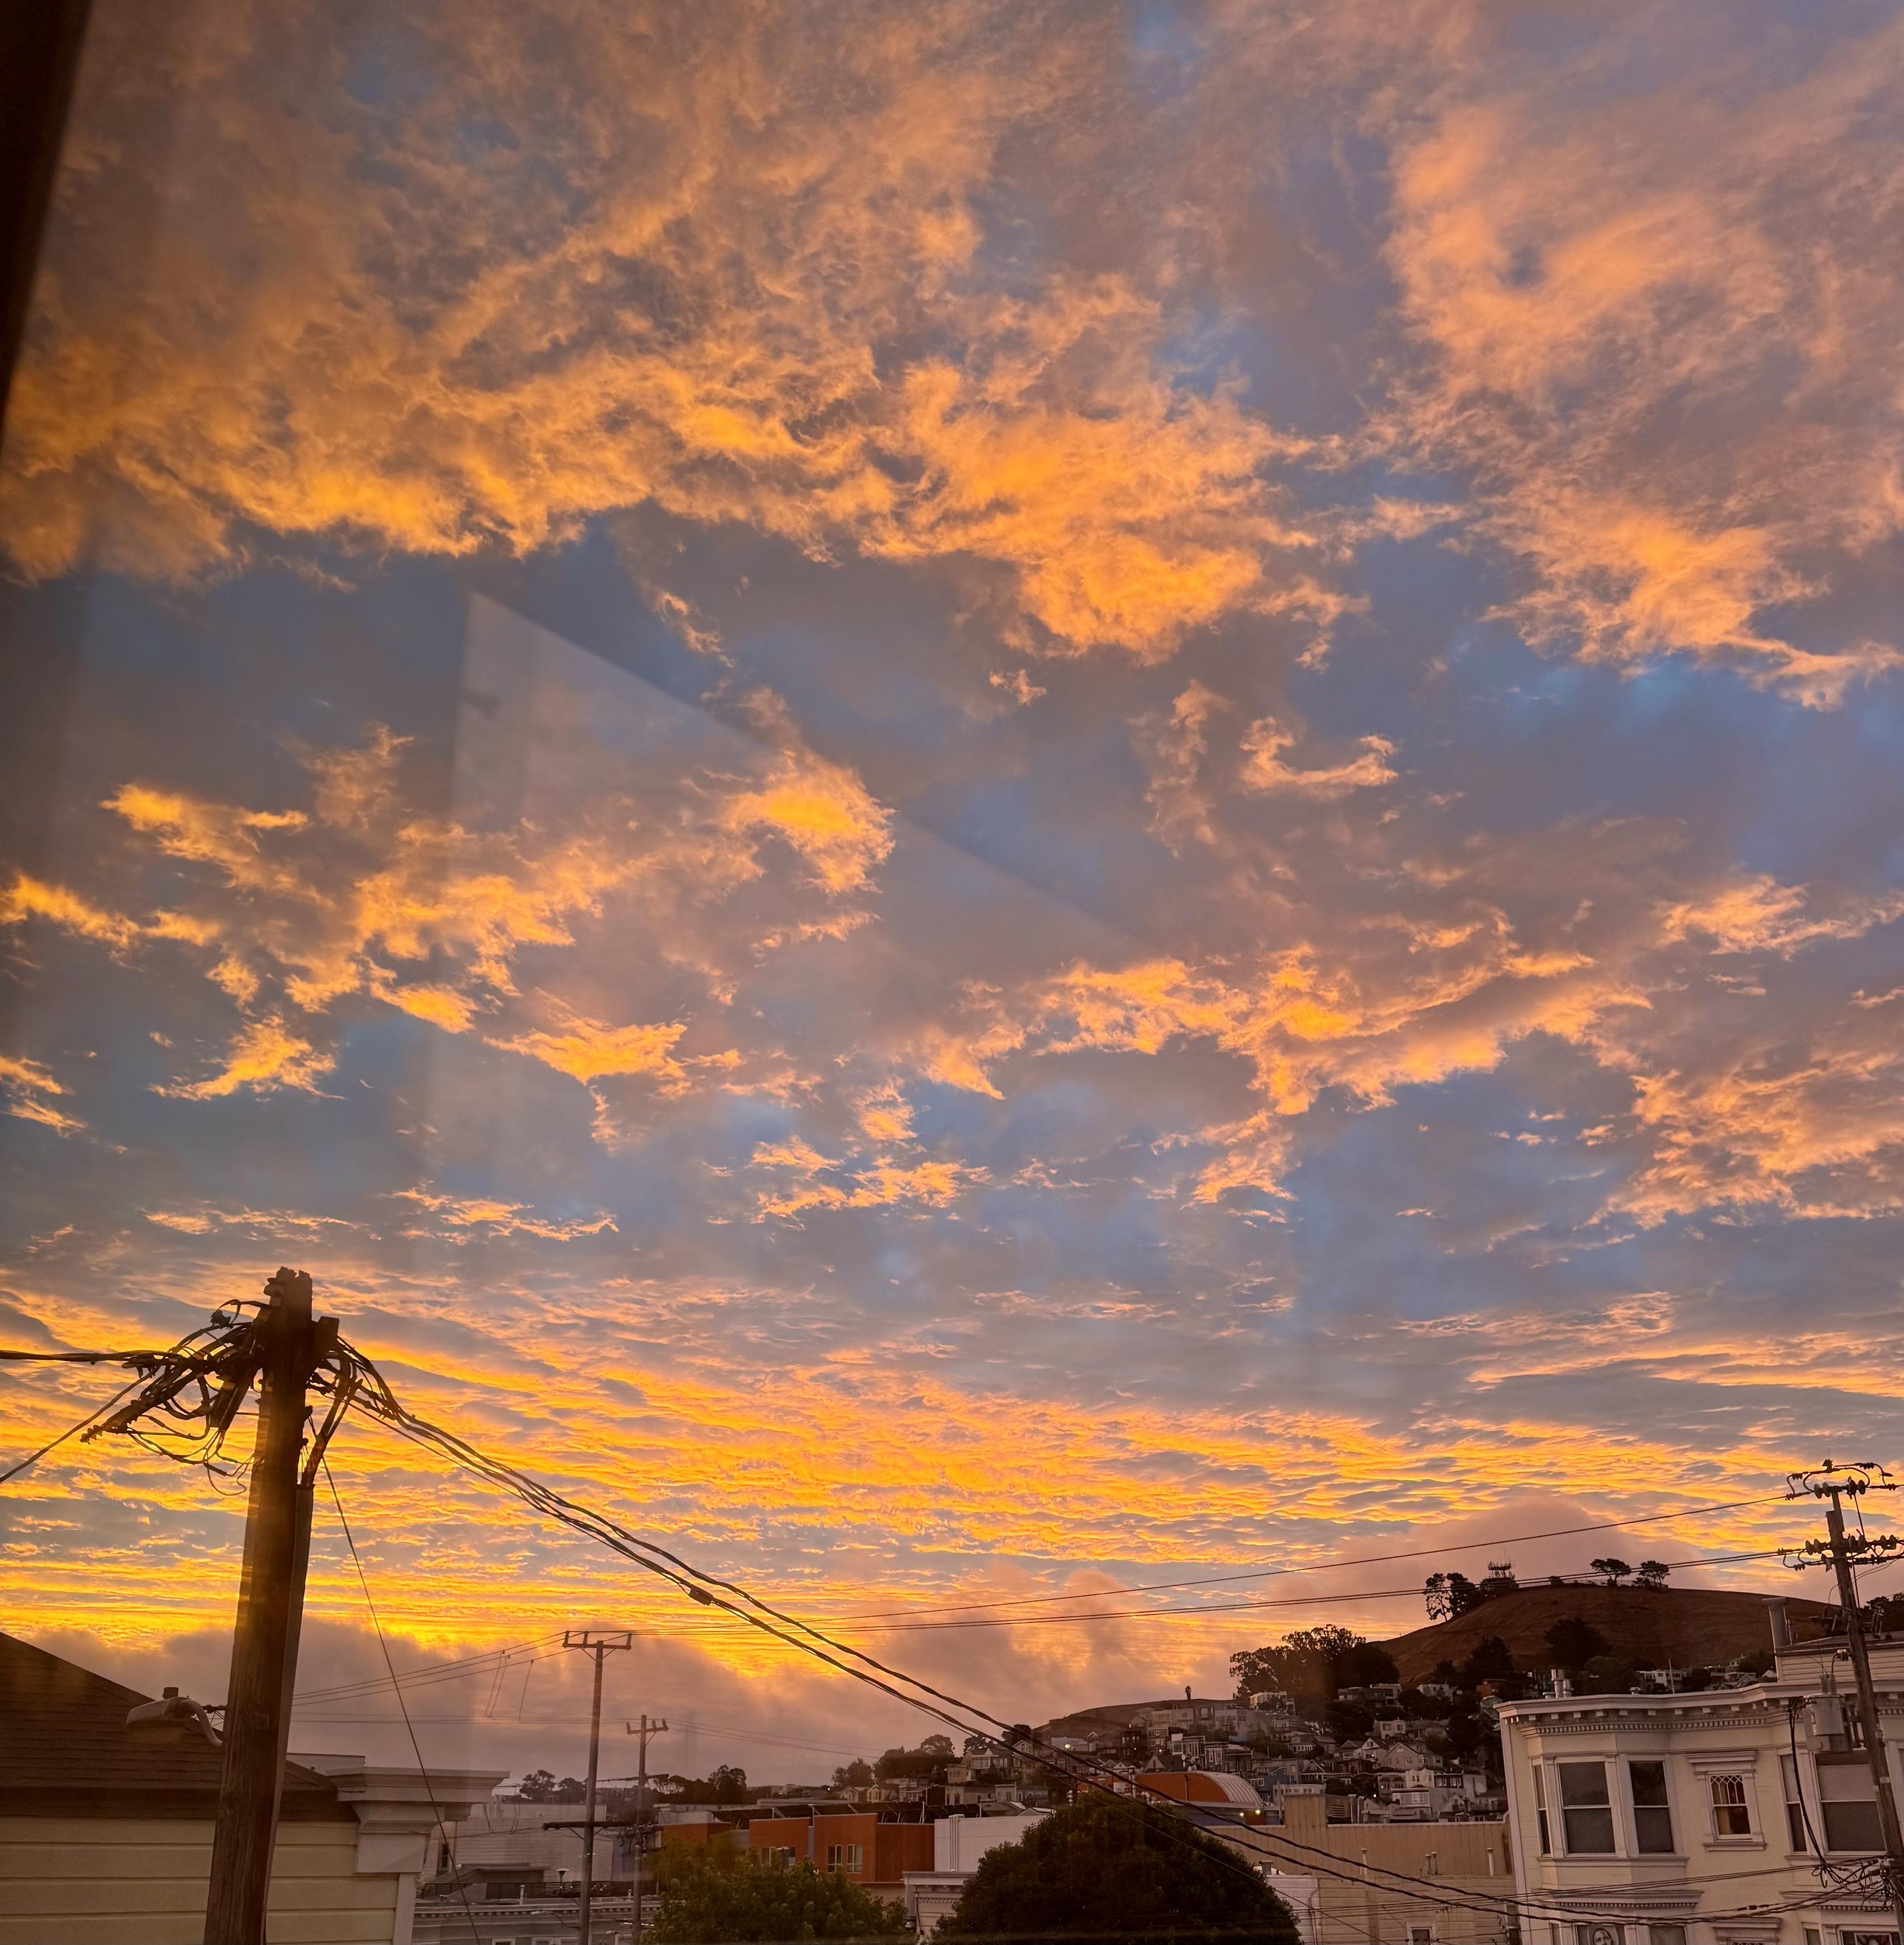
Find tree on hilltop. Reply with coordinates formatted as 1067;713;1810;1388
1231;1626;1395;1702
1590;1557;1633;1585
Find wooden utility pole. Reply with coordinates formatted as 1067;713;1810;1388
1792;1462;1904;1944
202;1269;337;1945
565;1629;632;1945
626;1712;669;1941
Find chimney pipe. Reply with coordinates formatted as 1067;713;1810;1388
1767;1596;1790;1652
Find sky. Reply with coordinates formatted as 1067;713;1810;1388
3;0;1904;1785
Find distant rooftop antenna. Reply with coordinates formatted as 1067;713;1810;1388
1488;1561;1514;1578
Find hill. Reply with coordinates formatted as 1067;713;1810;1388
1376;1583;1837;1683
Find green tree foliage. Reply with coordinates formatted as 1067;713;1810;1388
1338;1641;1399;1687
517;1769;585;1802
1230;1626;1391;1702
831;1759;875;1791
1458;1636;1516;1684
1580;1654;1637;1694
1544;1617;1608;1669
660;1765;755;1806
938;1794;1299;1945
873;1734;956;1783
649;1844;902;1943
1423;1571;1484;1620
1324;1699;1375;1744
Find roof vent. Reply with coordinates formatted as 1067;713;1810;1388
125;1688;221;1745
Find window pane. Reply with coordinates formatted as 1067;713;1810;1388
1824;1801;1884;1852
1709;1773;1752;1835
1560;1763;1615;1853
1629;1761;1673;1852
1564;1807;1617;1853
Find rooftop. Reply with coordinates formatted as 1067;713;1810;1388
0;1628;348;1822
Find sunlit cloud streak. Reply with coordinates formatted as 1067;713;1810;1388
3;0;1904;1771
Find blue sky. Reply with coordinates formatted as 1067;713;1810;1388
3;0;1903;1779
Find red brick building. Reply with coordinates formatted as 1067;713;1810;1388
746;1809;933;1894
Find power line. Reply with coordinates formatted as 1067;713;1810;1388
0;1370;149;1485
331;1353;1832;1936
291;1634;567;1706
323;1461;480;1942
61;1313;1847;1938
0;1345;168;1362
810;1498;1794;1622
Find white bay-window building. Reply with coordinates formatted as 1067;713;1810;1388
1500;1617;1904;1945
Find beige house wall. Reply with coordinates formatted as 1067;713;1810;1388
0;1817;404;1945
1228;1798;1515;1945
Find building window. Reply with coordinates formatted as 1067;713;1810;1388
1708;1773;1753;1838
1647;1928;1686;1945
1558;1762;1616;1854
1575;1926;1623;1945
1407;1928;1435;1944
1531;1765;1550;1855
825;1843;863;1873
1782;1753;1813;1853
1817;1757;1884;1853
1629;1761;1675;1854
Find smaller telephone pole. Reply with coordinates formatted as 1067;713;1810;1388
1790;1461;1904;1942
626;1714;670;1941
565;1629;632;1945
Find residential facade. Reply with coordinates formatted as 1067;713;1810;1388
900;1809;1049;1938
1222;1787;1516;1945
1499;1619;1904;1945
742;1804;934;1894
0;1630;500;1945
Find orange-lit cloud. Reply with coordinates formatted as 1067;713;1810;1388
1659;876;1904;957
153;1015;333;1099
0;1052;86;1137
1239;717;1397;797
1;874;142;951
0;5;1332;662
8;718;888;1125
1382;21;1904;696
394;1186;617;1242
495;1011;689;1089
721;698;895;896
8;1;1904;1737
